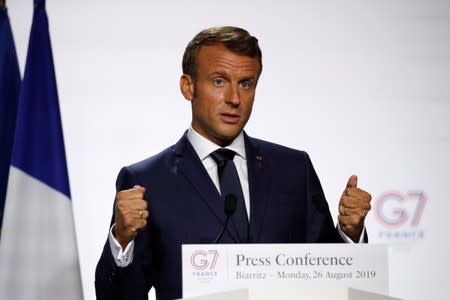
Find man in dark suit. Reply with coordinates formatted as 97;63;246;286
95;26;372;300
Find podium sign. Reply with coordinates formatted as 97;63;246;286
182;244;388;298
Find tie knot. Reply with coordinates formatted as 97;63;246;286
210;148;236;165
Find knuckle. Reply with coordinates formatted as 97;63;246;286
138;199;147;207
116;201;126;209
116;190;128;199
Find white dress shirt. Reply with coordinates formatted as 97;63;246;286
187;128;250;218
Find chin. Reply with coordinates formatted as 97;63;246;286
214;134;238;146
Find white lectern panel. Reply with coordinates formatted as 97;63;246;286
182;244;389;299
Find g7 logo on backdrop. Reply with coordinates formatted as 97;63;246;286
375;191;427;228
190;250;219;270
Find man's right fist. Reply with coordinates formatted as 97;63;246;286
113;185;148;249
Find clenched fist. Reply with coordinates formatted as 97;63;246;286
113;185;149;249
338;175;372;242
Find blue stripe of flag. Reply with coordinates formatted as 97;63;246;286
11;0;71;199
0;5;21;227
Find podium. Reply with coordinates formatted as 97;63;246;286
181;287;401;300
181;244;401;300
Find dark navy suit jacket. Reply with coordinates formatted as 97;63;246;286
95;131;344;300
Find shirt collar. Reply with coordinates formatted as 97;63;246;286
187;127;246;161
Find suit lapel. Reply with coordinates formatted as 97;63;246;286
173;132;240;243
245;133;270;242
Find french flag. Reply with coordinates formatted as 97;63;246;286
0;1;83;299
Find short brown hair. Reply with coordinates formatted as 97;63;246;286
182;26;263;80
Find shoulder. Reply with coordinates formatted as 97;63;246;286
128;146;174;172
245;133;310;161
114;143;182;192
122;131;190;174
120;144;177;181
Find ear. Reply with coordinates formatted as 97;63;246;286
180;74;195;101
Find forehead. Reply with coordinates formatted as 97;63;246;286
196;43;261;77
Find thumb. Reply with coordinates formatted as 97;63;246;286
133;184;146;193
346;175;358;188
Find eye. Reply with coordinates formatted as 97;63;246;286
213;78;225;86
239;81;251;90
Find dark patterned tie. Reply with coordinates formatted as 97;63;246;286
210;148;249;242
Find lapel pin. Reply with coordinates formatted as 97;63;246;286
256;155;263;169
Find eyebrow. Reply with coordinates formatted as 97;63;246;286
208;71;228;78
239;76;256;82
207;72;256;82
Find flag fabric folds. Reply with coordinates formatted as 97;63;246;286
0;4;21;232
0;1;84;299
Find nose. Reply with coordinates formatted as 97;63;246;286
225;84;240;106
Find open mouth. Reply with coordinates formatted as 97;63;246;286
220;113;240;123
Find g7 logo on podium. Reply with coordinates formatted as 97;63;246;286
191;250;219;271
375;191;427;228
